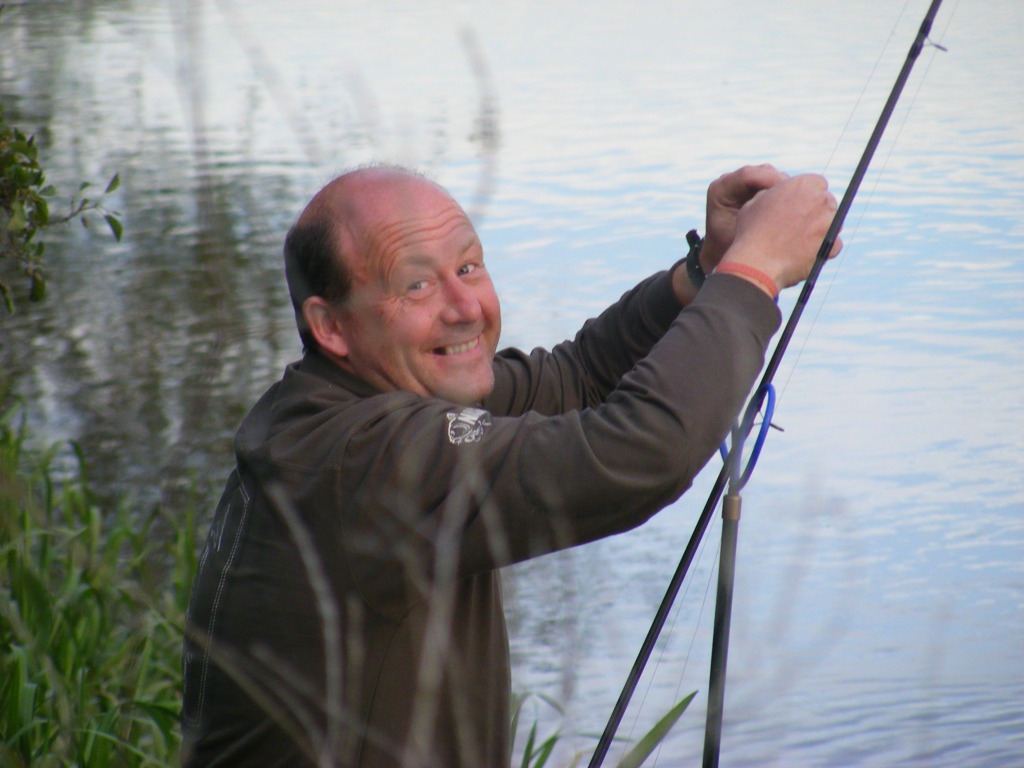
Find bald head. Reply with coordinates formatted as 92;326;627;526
284;166;451;350
284;165;501;403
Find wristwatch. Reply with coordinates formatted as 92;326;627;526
685;229;706;289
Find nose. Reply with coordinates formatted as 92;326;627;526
440;274;483;325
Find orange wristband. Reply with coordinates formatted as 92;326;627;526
715;262;779;298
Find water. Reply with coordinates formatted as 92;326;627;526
2;0;1022;765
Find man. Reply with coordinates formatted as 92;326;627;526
182;164;839;767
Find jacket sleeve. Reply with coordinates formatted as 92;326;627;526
483;269;684;417
331;274;780;613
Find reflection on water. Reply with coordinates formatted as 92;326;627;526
2;0;1022;765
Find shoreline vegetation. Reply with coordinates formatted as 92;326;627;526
1;399;189;767
1;100;122;316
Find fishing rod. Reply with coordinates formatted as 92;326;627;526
588;2;947;765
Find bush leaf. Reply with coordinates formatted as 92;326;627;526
614;691;697;768
104;215;123;242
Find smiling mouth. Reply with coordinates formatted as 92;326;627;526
436;337;480;356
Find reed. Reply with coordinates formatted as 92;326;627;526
0;401;188;767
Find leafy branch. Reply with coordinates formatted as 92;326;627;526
0;101;123;313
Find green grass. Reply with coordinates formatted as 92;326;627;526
510;690;695;768
0;400;190;767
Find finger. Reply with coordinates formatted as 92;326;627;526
730;164;787;199
712;164;785;207
743;163;788;187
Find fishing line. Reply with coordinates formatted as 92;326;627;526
588;2;949;765
726;2;926;484
657;19;949;748
703;7;950;765
617;507;722;754
820;0;914;176
770;3;954;417
766;0;917;412
650;534;721;768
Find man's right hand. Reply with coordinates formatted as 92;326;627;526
702;164;789;273
721;172;843;295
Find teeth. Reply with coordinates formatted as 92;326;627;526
440;338;479;355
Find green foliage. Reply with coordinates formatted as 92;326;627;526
614;691;695;768
511;689;695;768
0;99;122;314
0;401;189;767
512;692;566;767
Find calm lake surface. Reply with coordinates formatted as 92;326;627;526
2;0;1022;765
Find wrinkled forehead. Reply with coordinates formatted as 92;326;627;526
334;173;474;277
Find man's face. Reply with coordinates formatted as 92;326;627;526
334;176;501;405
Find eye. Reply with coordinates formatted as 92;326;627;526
407;279;427;292
458;262;480;277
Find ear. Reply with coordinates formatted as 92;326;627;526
302;297;351;360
